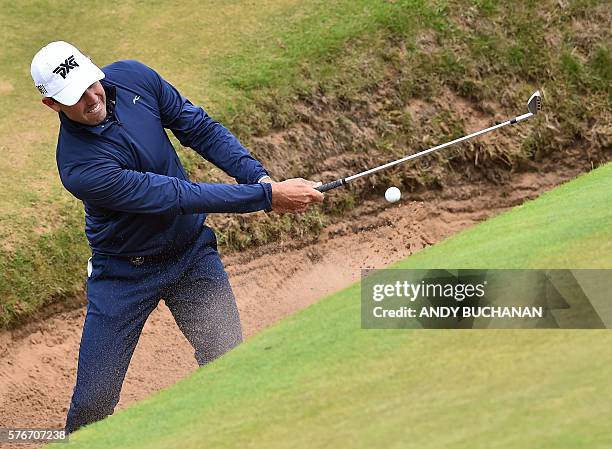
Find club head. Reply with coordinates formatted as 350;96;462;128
527;90;541;115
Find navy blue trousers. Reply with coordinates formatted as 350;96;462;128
65;225;242;433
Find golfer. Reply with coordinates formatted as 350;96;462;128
31;41;324;434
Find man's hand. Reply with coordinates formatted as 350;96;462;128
262;178;324;213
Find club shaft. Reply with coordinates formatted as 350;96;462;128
344;112;533;183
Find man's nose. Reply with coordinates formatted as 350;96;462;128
81;87;98;104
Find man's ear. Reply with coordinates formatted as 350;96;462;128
42;97;61;112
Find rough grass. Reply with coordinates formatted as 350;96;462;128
197;0;612;250
1;0;610;328
58;164;612;449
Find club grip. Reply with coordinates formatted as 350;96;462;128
316;179;345;192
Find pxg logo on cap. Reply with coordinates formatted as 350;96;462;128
31;41;105;106
52;55;79;79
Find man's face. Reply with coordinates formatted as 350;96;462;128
42;81;107;126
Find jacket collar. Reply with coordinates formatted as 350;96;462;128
58;83;117;135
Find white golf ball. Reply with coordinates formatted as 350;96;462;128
385;186;401;203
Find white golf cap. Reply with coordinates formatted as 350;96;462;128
31;41;105;106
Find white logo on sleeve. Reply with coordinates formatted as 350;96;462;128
133;95;140;104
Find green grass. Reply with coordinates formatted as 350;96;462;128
1;0;610;327
395;163;612;269
58;165;612;448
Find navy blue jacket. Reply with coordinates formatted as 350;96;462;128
56;60;272;257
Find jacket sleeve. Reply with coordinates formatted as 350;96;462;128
60;156;273;215
142;63;270;184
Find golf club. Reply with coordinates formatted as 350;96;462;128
315;90;542;193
